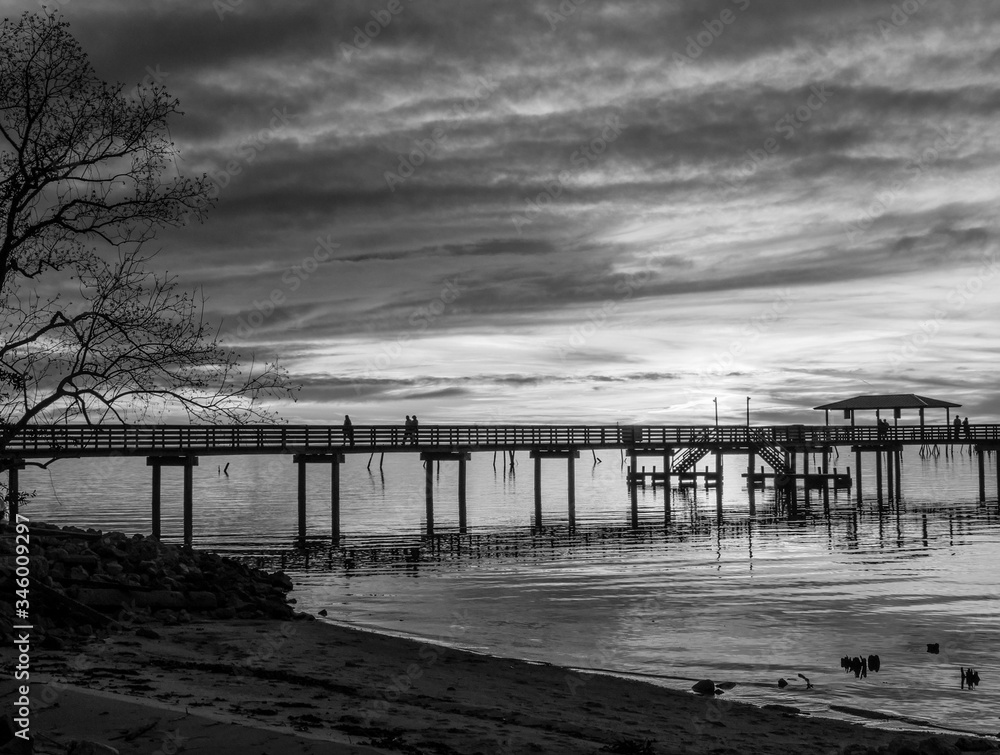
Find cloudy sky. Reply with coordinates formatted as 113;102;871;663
7;0;999;424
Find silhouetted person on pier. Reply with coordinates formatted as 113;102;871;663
343;415;354;446
954;416;961;440
403;415;412;443
411;415;419;444
962;416;970;438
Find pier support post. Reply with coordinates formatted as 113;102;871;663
182;458;195;545
822;446;830;508
567;455;575;528
630;451;638;520
426;458;435;536
530;450;581;530
855;448;862;500
420;452;473;536
978;447;986;504
151;464;161;540
459;455;468;533
894;449;902;501
664;449;672;523
331;457;341;541
146;456;198;544
886;449;894;501
876;449;884;504
534;454;542;529
788;449;797;513
297;458;307;546
746;448;756;515
715;450;723;517
294;454;347;543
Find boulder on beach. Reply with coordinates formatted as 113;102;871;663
691;679;717;695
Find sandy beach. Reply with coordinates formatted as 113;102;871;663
5;615;997;755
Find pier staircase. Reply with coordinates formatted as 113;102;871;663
671;430;716;473
749;429;790;475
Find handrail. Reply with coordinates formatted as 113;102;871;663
0;423;996;457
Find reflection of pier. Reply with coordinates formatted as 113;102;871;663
2;394;999;545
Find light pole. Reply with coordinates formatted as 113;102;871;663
746;397;750;427
713;397;718;427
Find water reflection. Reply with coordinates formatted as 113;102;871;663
21;447;1000;734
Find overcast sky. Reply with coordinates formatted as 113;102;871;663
7;0;999;424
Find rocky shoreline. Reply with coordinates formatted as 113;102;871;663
0;522;306;650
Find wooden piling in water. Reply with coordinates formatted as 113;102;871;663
458;455;468;533
715;450;723;516
426;457;435;536
822;446;830;507
297;459;307;546
876;449;883;504
151;464;161;540
331;457;341;541
978;447;986;504
534;454;542;529
894;449;902;500
886;449;894;501
855;448;862;500
567;455;576;528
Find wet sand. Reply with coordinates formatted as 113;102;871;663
14;616;998;754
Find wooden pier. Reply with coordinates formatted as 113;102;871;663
2;422;999;544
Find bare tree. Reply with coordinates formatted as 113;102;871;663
0;12;293;450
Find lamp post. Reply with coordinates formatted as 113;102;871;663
746;397;750;428
713;397;718;427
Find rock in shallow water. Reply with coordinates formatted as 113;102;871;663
691;679;716;695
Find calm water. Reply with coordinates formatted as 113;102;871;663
21;445;1000;735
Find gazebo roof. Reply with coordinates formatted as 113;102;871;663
813;394;962;411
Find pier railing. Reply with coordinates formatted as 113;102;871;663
2;423;999;458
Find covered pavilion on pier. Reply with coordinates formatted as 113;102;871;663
813;393;962;433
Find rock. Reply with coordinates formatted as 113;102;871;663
913;737;961;754
186;591;218;611
268;571;293;591
135;627;160;640
103;562;124;576
927;643;940;654
691;679;716;695
40;634;66;651
777;678;788;688
955;737;999;752
67;740;121;754
62;553;100;569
